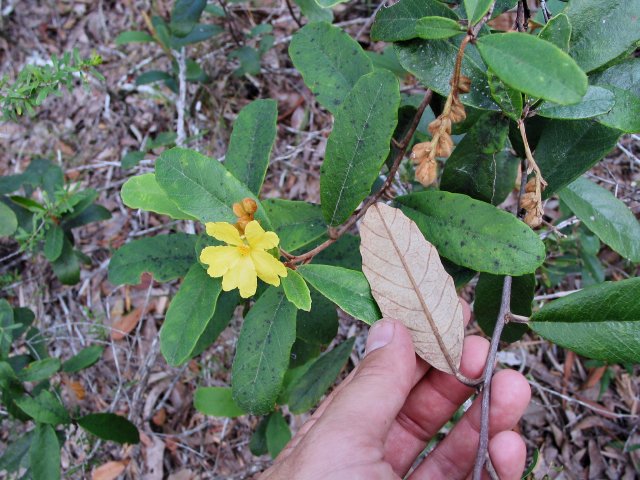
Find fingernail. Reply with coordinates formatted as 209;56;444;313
365;320;395;355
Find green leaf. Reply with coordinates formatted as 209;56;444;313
0;202;17;236
61;346;104;373
136;70;174;86
30;424;60;480
288;337;354;413
62;204;111;231
288;23;373;113
297;264;380;324
590;58;640;133
194;386;245;417
121;150;145;169
487;69;523;121
474;274;533;342
170;24;223;48
371;0;458;42
170;0;206;37
224;99;278;195
229;46;261;77
313;233;362;271
0;299;14;358
0;430;32;474
559;177;640;262
294;0;333;23
282;269;311;312
415;16;464;39
396;191;545;275
77;413;140;444
315;0;347;6
440;112;517;205
121;173;196;220
464;0;493;24
565;0;640;73
262;199;327;252
534;119;621;197
537;86;615;120
115;30;155;45
538;13;571;52
395;38;498;110
160;264;222;366
51;238;80;285
18;358;61;383
476;32;587;105
15;391;70;425
155;148;269;226
249;416;269;455
12;307;35;340
321;70;400;226
530;278;640;364
190;291;239;358
289;338;321;368
296;287;338;345
232;287;297;414
0;360;19;390
43;226;64;262
145;131;178;150
108;233;197;285
266;411;291;458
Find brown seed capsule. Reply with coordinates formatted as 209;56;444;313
458;75;472;94
524;208;543;228
449;100;467;123
525;177;537;193
520;192;538;211
415;158;438;187
410;142;433;163
435;133;454;158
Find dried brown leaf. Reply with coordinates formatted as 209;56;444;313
92;460;128;480
111;307;143;341
360;203;464;374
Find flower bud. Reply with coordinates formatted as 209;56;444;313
241;198;258;215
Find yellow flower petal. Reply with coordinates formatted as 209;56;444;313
222;255;257;298
205;222;243;246
245;220;279;250
200;245;241;277
251;249;287;287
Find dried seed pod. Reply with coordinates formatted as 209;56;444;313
458;75;472;94
520;192;538;211
410;142;433;163
415;158;438;187
524;208;543;228
435;133;454;157
525;177;537;193
428;118;442;137
449;100;467;123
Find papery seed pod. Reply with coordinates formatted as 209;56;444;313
415;158;438;187
449;100;467;123
440;117;452;134
524;208;543;228
525;177;537;193
435;133;454;157
520;192;538;211
458;75;472;94
411;142;433;163
428;118;442;137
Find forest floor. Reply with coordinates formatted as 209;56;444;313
0;1;639;479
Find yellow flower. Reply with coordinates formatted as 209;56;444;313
199;220;287;298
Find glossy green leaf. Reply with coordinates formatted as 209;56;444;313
296;287;338;345
160;264;222;366
12;307;35;340
190;290;239;358
538;13;571;52
225;100;278;195
440;112;517;205
194;386;245;417
282;269;311;312
590;58;640;132
559;177;640;262
289;338;321;368
62;203;111;231
170;24;223;48
15;391;70;425
464;0;493;24
43;226;64;262
476;32;587;105
115;30;155;45
590;58;640;97
371;0;458;41
297;264;381;324
121;150;145;169
289;23;373;113
249;417;269;455
534;120;621;197
170;0;206;37
30;424;60;480
487;69;523;121
537;86;614;120
396;191;545;275
121;173;196;220
395;38;498;110
315;0;347;6
155;148;269;226
135;71;173;87
565;0;640;73
77;413;140;444
0;202;17;236
294;0;333;23
266;411;291;458
530;278;640;364
51;238;80;285
0;430;32;474
61;346;104;373
474;274;533;342
415;16;464;39
0;299;13;358
262;199;327;252
18;358;61;383
289;337;354;413
108;233;197;285
321;70;400;226
277;361;314;405
232;287;297;414
313;233;362;271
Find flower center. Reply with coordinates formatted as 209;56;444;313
237;244;251;256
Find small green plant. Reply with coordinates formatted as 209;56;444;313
0;158;111;285
0;300;139;479
0;49;103;121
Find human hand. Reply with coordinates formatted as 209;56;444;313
262;304;531;479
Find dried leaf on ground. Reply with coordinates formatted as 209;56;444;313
110;307;143;341
92;460;128;480
360;203;463;374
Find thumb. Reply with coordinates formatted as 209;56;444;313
317;319;416;438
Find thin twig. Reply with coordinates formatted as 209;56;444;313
284;0;302;28
175;47;187;147
283;90;433;266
